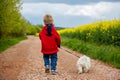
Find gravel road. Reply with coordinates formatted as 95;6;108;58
0;36;120;80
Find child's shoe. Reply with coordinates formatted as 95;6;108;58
51;70;57;75
45;65;50;73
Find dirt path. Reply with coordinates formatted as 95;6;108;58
0;36;120;80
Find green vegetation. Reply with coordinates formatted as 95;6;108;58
0;0;42;52
55;27;65;30
59;20;120;68
26;25;42;35
0;0;26;38
0;36;27;53
59;20;120;46
0;0;42;39
61;37;120;68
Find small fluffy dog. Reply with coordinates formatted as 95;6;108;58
76;55;91;74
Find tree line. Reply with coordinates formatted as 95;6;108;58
0;0;41;39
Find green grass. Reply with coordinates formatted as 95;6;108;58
0;36;27;53
61;36;120;68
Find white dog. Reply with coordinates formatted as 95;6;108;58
76;55;91;74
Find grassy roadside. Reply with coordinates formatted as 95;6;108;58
61;36;120;68
0;36;27;53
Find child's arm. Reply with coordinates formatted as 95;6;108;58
55;32;61;48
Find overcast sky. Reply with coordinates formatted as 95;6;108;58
21;0;120;27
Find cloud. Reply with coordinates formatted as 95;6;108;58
21;3;69;16
64;2;120;18
20;2;120;27
21;2;120;18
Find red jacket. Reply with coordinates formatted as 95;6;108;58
39;24;61;54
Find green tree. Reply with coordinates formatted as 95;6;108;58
0;0;29;38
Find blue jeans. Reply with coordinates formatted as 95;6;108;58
43;53;57;71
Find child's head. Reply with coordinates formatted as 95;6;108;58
43;14;54;25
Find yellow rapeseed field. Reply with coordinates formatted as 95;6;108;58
58;19;120;46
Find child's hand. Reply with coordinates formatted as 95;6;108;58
58;45;60;48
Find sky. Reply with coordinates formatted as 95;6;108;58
21;0;120;27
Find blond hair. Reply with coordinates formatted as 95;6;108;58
43;14;54;24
